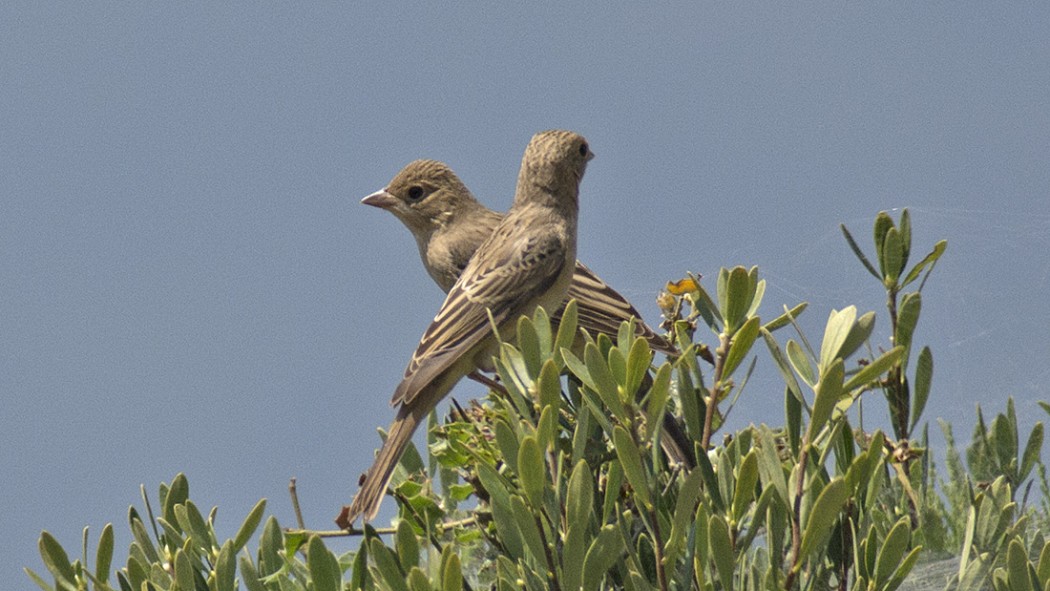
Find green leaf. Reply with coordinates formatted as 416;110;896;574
261;518;289;579
163;473;190;527
755;426;789;505
129;512;159;564
798;478;848;564
691;279;723;331
874;518;911;584
644;363;672;444
441;551;462;591
896;293;922;360
899;208;912;270
511;495;546;564
125;554;147;591
582;525;625;591
841;222;881;280
665;469;704;565
873;212;894;271
584;342;627;420
617;316;636;353
476;459;513;512
763;301;808;332
23;567;52;591
562;348;592;389
723;316;759;380
490;495;524;561
537;359;562;415
608;346;627;388
677;366;703;442
602;461;624;523
553;299;579;366
902;239;947;288
395;519;420;571
38;531;77;591
1021;422;1044;484
1036;539;1050;587
762;329;807;415
407;567;432;591
496;343;532;408
709;514;735;591
240;558;266;591
566;460;595;531
232;498;267;554
746;273;766;319
843;346;904;392
214;540;236;591
731;450;759;523
369;537;409;591
517;314;542;378
723;266;752;332
518;436;546;509
695;439;725;512
809;360;844;443
532;304;553;356
1007;538;1033;591
173;549;194;591
95;523;114;585
624;337;653;401
910;347;933;431
786;339;816;388
882;226;904;282
885;546;923;591
174;501;214;553
536;405;556;454
819;306;856;373
838;310;876;362
613;426;651;509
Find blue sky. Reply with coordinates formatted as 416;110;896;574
3;3;1049;583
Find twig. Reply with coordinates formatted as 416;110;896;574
283;516;479;538
289;478;306;530
468;370;508;396
701;332;730;450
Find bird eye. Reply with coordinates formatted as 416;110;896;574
578;143;589;157
407;186;424;201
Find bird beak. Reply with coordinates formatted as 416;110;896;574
361;189;398;209
586;149;595;161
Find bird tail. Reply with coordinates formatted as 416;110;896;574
335;399;429;528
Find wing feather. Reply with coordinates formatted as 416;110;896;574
392;217;568;406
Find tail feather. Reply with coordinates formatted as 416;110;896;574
335;400;429;528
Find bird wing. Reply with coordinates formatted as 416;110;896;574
563;262;676;354
391;221;568;407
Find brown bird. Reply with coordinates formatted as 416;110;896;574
359;159;696;471
336;130;593;527
360;159;675;355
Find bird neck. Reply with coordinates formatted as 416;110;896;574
511;176;580;212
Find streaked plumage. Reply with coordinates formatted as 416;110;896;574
361;160;675;355
336;130;592;527
360;157;695;474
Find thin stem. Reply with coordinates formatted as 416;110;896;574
468;370;509;396
284;516;478;538
701;332;731;450
288;478;305;530
784;444;809;591
649;506;669;591
535;513;562;591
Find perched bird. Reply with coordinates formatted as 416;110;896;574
360;159;696;470
360;159;675;355
336;130;593;527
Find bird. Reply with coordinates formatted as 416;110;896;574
359;159;676;355
336;130;593;527
359;159;696;471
